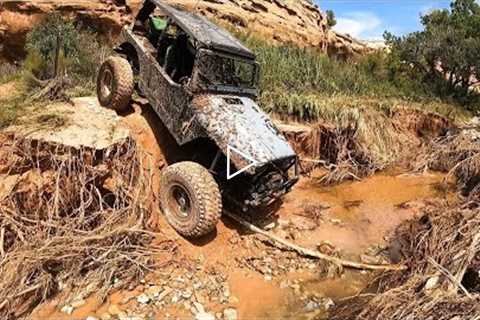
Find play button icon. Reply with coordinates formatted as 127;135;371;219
227;145;259;180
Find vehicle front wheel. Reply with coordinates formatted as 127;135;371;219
97;56;134;112
160;162;222;238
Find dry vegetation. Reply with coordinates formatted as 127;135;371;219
0;134;174;319
0;8;478;320
417;129;480;200
283;106;454;184
333;201;480;319
331;128;480;320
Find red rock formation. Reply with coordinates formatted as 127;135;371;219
0;0;373;62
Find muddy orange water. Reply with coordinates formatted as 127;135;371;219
278;170;448;254
32;169;449;320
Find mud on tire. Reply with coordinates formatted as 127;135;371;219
160;161;222;238
97;56;134;112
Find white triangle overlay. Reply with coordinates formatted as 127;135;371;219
227;145;259;180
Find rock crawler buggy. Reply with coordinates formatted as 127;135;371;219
97;0;298;238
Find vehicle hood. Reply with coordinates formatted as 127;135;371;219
192;95;296;175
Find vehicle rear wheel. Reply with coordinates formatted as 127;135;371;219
97;56;134;112
160;161;222;238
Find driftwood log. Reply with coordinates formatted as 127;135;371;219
225;211;406;271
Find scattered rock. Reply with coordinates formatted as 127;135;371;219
60;305;74;315
195;312;215;320
100;313;112;320
304;301;320;312
145;286;162;299
137;293;151;304
171;292;180;303
425;276;440;291
108;304;123;316
70;298;86;308
322;298;335;310
223;308;238;320
157;287;173;302
223;285;230;298
182;289;193;299
330;218;343;225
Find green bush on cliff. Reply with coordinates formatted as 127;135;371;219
24;14;110;94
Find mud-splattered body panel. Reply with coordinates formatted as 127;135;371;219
118;29;295;174
193;95;296;174
120;29;206;145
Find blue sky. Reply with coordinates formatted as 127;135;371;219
315;0;453;40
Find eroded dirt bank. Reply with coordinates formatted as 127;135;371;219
0;97;449;320
1;93;478;319
29;167;448;319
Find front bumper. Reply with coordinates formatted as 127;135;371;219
243;156;299;208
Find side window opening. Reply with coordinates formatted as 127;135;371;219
157;23;196;84
135;5;196;85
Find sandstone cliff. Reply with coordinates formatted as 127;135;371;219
0;0;373;62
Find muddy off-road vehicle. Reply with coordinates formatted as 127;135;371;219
96;0;298;238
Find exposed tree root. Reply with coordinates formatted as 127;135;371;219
28;76;72;103
331;200;480;320
416;128;480;200
280;109;452;185
0;134;174;319
281;122;377;184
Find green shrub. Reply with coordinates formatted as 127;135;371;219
26;14;79;79
24;14;111;96
224;31;449;121
234;33;431;100
385;0;480;109
23;49;49;79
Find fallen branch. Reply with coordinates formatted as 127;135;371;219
454;232;480;292
428;257;472;299
224;211;406;271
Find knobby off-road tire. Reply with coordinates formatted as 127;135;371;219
97;56;134;112
160;162;222;238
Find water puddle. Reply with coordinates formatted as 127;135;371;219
31;171;450;320
279;171;448;254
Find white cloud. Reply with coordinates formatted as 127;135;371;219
333;11;383;40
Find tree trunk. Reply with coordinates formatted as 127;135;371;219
53;34;62;79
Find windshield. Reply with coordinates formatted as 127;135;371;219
196;52;258;90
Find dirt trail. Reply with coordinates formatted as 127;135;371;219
28;98;451;320
0;96;453;319
33;165;444;319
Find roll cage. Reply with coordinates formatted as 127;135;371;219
133;0;260;96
